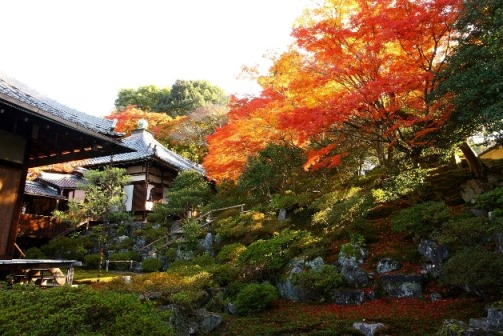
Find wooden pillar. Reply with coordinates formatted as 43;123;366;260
0;132;29;259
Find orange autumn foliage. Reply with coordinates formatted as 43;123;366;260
204;0;461;180
203;89;298;181
107;105;176;142
279;0;461;166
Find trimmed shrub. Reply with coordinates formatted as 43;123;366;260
391;201;450;237
439;247;503;298
0;286;173;335
237;229;318;280
476;187;503;209
292;265;343;302
435;216;492;250
141;258;163;273
234;283;279;316
40;236;91;260
216;243;246;264
215;211;287;245
24;247;45;259
83;254;101;269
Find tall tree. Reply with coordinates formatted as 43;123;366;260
53;167;131;273
203;0;462;180
435;0;503;177
156;80;229;117
114;85;170;112
168;103;229;163
279;0;461;168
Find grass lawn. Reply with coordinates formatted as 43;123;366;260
73;268;137;284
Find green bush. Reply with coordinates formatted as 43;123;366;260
40;236;91;260
215;211;286;245
0;286;173;335
311;189;372;233
435;216;492;250
83;254;101;269
207;263;241;287
216;243;246;263
237;229;318;280
391;201;451;237
292;265;343;302
141;258;163;273
439;247;503;298
24;247;45;259
372;166;427;203
234;283;279;316
109;251;142;262
476;187;503;209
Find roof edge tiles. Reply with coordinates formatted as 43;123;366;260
0;72;121;138
84;128;205;175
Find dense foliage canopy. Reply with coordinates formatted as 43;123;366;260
204;0;462;181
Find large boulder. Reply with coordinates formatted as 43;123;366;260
193;308;223;334
277;257;328;302
340;258;370;288
306;256;325;271
379;274;423;298
418;239;449;264
276;259;306;302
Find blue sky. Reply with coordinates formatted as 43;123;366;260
1;0;313;116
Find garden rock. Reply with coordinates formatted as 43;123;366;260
162;304;190;336
338;244;369;265
431;292;442;301
277;264;305;301
201;232;213;253
438;319;467;336
352;322;385;336
461;179;490;203
333;289;366;305
277;208;287;220
306;257;325;271
340;258;370;288
227;302;237;315
376;258;401;274
379;274;423;298
487;308;503;332
418;239;449;264
495;232;503;253
133;236;146;250
193;308;223;334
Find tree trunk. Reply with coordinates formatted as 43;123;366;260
459;141;487;179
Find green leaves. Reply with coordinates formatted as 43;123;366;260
160;170;211;218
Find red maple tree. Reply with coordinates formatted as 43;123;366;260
204;0;462;180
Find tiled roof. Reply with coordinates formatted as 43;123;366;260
84;129;205;175
38;171;86;189
24;181;66;200
0;72;119;137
